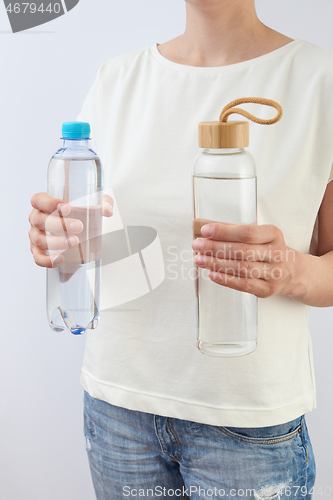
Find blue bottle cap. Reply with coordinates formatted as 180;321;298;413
62;122;91;139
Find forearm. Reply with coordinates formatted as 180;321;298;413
287;248;333;307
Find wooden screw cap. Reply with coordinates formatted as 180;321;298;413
198;121;249;148
198;97;283;149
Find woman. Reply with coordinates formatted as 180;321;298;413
29;0;333;498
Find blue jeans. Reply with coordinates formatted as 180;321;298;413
83;390;316;500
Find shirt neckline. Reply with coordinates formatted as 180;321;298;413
150;38;304;74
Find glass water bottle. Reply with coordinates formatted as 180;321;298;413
193;119;257;357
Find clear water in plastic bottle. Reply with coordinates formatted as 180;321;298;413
46;123;103;335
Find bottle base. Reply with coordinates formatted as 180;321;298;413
87;318;99;330
49;321;85;335
48;322;66;333
197;340;257;357
48;307;99;335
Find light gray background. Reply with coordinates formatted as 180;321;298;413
1;1;332;499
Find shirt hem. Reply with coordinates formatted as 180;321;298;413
80;370;316;428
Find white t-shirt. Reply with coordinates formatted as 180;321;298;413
76;39;333;428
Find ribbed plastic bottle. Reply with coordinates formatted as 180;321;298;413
46;122;103;335
192;97;282;357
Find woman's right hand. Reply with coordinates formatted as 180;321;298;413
29;192;114;268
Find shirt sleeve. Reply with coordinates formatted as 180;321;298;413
310;162;333;255
328;163;333;184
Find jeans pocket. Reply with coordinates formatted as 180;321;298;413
299;416;316;487
217;416;303;445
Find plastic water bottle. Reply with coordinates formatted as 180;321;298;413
46;122;103;335
193;97;282;357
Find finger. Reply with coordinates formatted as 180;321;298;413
200;222;282;245
30;192;68;215
30;209;84;234
30;226;79;251
31;244;64;268
193;218;234;239
102;194;114;217
192;238;273;263
194;254;271;279
208;270;272;298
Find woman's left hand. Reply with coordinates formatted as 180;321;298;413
192;220;299;299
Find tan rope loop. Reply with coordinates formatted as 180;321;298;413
219;97;283;125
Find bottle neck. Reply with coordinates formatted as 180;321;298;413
204;148;244;154
62;138;90;148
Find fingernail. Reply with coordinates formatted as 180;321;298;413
105;201;113;214
70;220;83;233
192;239;203;251
51;254;64;267
194;254;206;265
57;203;70;216
201;224;214;237
68;236;79;247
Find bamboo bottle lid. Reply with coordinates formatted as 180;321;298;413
198;120;249;148
198;97;283;149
